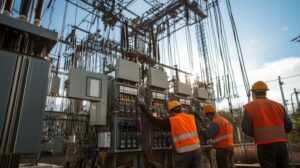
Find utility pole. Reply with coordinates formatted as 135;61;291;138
278;76;288;111
291;92;296;114
295;88;300;111
279;76;295;167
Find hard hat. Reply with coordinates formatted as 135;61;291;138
168;101;181;112
251;81;269;91
203;104;216;114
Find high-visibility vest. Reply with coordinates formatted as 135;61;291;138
211;115;234;148
169;112;200;153
244;98;288;145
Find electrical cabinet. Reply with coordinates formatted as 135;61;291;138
0;50;49;154
67;68;108;125
115;59;140;83
111;76;142;152
174;81;192;96
147;68;168;89
194;87;209;100
67;68;108;101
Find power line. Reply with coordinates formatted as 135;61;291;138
235;73;300;88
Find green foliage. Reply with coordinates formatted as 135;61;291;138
289;120;300;142
290;106;300;140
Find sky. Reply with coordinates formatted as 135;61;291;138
218;0;300;112
9;0;300;113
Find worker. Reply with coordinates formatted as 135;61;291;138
241;81;293;168
203;104;235;168
142;100;202;168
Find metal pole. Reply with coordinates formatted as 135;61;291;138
294;88;300;111
291;92;295;114
278;76;288;111
278;76;295;167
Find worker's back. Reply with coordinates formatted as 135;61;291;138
244;98;287;144
211;115;234;148
169;112;200;153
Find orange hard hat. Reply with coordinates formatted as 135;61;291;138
251;81;269;91
203;104;216;114
168;100;181;112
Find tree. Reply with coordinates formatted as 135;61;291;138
289;107;300;141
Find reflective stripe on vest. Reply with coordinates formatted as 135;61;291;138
254;126;287;141
169;113;200;153
176;143;200;153
212;134;233;144
173;132;199;143
244;99;288;144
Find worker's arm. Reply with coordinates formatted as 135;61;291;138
193;113;206;136
240;109;254;137
205;123;219;139
142;105;171;131
284;110;293;133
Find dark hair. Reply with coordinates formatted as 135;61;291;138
171;106;181;113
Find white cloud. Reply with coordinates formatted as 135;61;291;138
217;57;300;113
249;38;259;44
282;26;289;31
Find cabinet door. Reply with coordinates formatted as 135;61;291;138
0;50;17;140
14;56;49;154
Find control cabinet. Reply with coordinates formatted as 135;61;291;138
111;81;142;152
146;68;172;150
149;90;172;149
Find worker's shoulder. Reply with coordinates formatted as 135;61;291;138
266;99;284;107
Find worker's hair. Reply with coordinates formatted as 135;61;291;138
254;91;267;97
171;106;181;113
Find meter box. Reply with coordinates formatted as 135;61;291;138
116;59;140;83
174;82;192;96
147;68;168;89
194;87;209;100
98;132;111;148
67;68;108;102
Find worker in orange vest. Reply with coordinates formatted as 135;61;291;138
142;100;202;168
241;81;293;168
203;104;235;168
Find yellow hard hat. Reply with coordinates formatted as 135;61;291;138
203;104;216;114
168;101;181;112
251;81;269;91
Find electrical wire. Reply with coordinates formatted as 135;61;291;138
225;0;250;98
